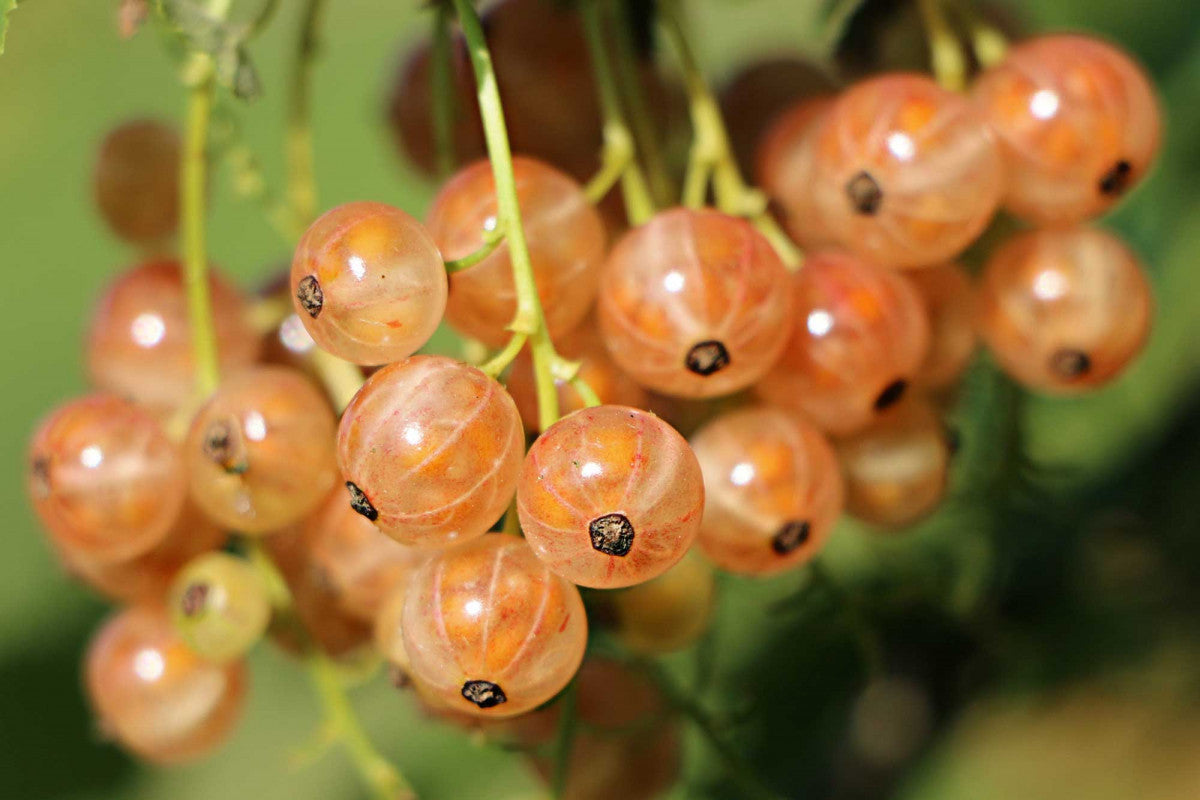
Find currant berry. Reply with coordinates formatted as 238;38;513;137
85;605;247;763
810;73;1003;268
505;321;650;433
608;550;716;654
836;399;954;528
290;202;447;365
905;263;977;390
975;227;1153;392
303;487;428;622
93;120;181;243
28;394;186;563
86;260;260;416
426;157;606;347
185;366;338;534
691;406;843;575
402;534;587;717
59;501;225;605
757;251;931;435
170;552;271;664
598;208;793;398
517;405;704;589
374;580;415;681
755;96;838;249
971;35;1161;226
337;355;524;547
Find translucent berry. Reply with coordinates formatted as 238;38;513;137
304;488;428;622
755;96;837;249
757;251;931;435
506;322;650;433
691;406;843;575
517;405;704;589
170;552;271;664
185;366;338;534
93;120;181;243
85;605;247;763
975;227;1152;393
86;260;260;416
607;550;716;654
60;501;225;605
905;263;977;390
402;534;587;717
290;202;447;365
971;35;1161;225
426;157;606;347
811;74;1003;268
337;356;524;546
836;399;953;528
598;208;793;398
28;395;186;563
374;580;415;680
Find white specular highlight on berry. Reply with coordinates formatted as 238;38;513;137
1029;89;1060;120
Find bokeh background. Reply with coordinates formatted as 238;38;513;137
3;0;1200;798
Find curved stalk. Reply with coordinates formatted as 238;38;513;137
286;0;326;229
182;77;221;396
918;0;968;91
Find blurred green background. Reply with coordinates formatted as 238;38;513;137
3;0;1200;798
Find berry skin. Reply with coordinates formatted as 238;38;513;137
85;605;247;764
757;251;931;435
185;366;338;534
28;394;186;563
810;73;1003;268
93;120;181;243
755;96;837;249
905;263;977;390
505;321;650;433
517;405;704;589
836;399;954;529
598;208;793;399
402;534;587;718
86;260;260;417
691;406;844;575
971;35;1161;226
607;550;716;654
337;355;525;547
290;202;447;366
170;552;271;664
426;157;607;347
975;227;1153;393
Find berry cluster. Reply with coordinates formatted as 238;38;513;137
22;0;1162;796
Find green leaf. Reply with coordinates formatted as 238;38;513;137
157;0;261;100
0;0;25;56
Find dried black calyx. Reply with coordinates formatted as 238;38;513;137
772;520;811;555
685;340;731;377
874;379;908;411
296;275;324;318
589;513;635;557
346;481;379;521
1099;160;1133;196
202;418;248;474
1050;348;1091;379
30;456;51;500
846;171;883;215
180;582;210;617
462;680;507;709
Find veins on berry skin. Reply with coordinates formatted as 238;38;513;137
461;679;507;708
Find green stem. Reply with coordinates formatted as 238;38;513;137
551;681;579;797
569;374;602;409
286;0;325;231
431;2;456;178
946;0;1008;69
917;0;967;91
445;231;504;273
182;77;221;397
480;333;527;379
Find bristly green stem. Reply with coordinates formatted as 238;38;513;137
657;0;802;270
182;76;221;397
580;0;655;225
286;0;326;230
431;2;457;178
918;0;967;91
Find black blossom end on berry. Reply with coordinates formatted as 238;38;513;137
589;513;636;557
1049;348;1092;380
180;582;210;617
874;379;908;411
1099;160;1134;196
346;481;379;521
462;680;507;709
846;171;883;215
30;455;51;500
772;520;811;555
685;340;731;377
296;275;324;318
202;418;248;474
